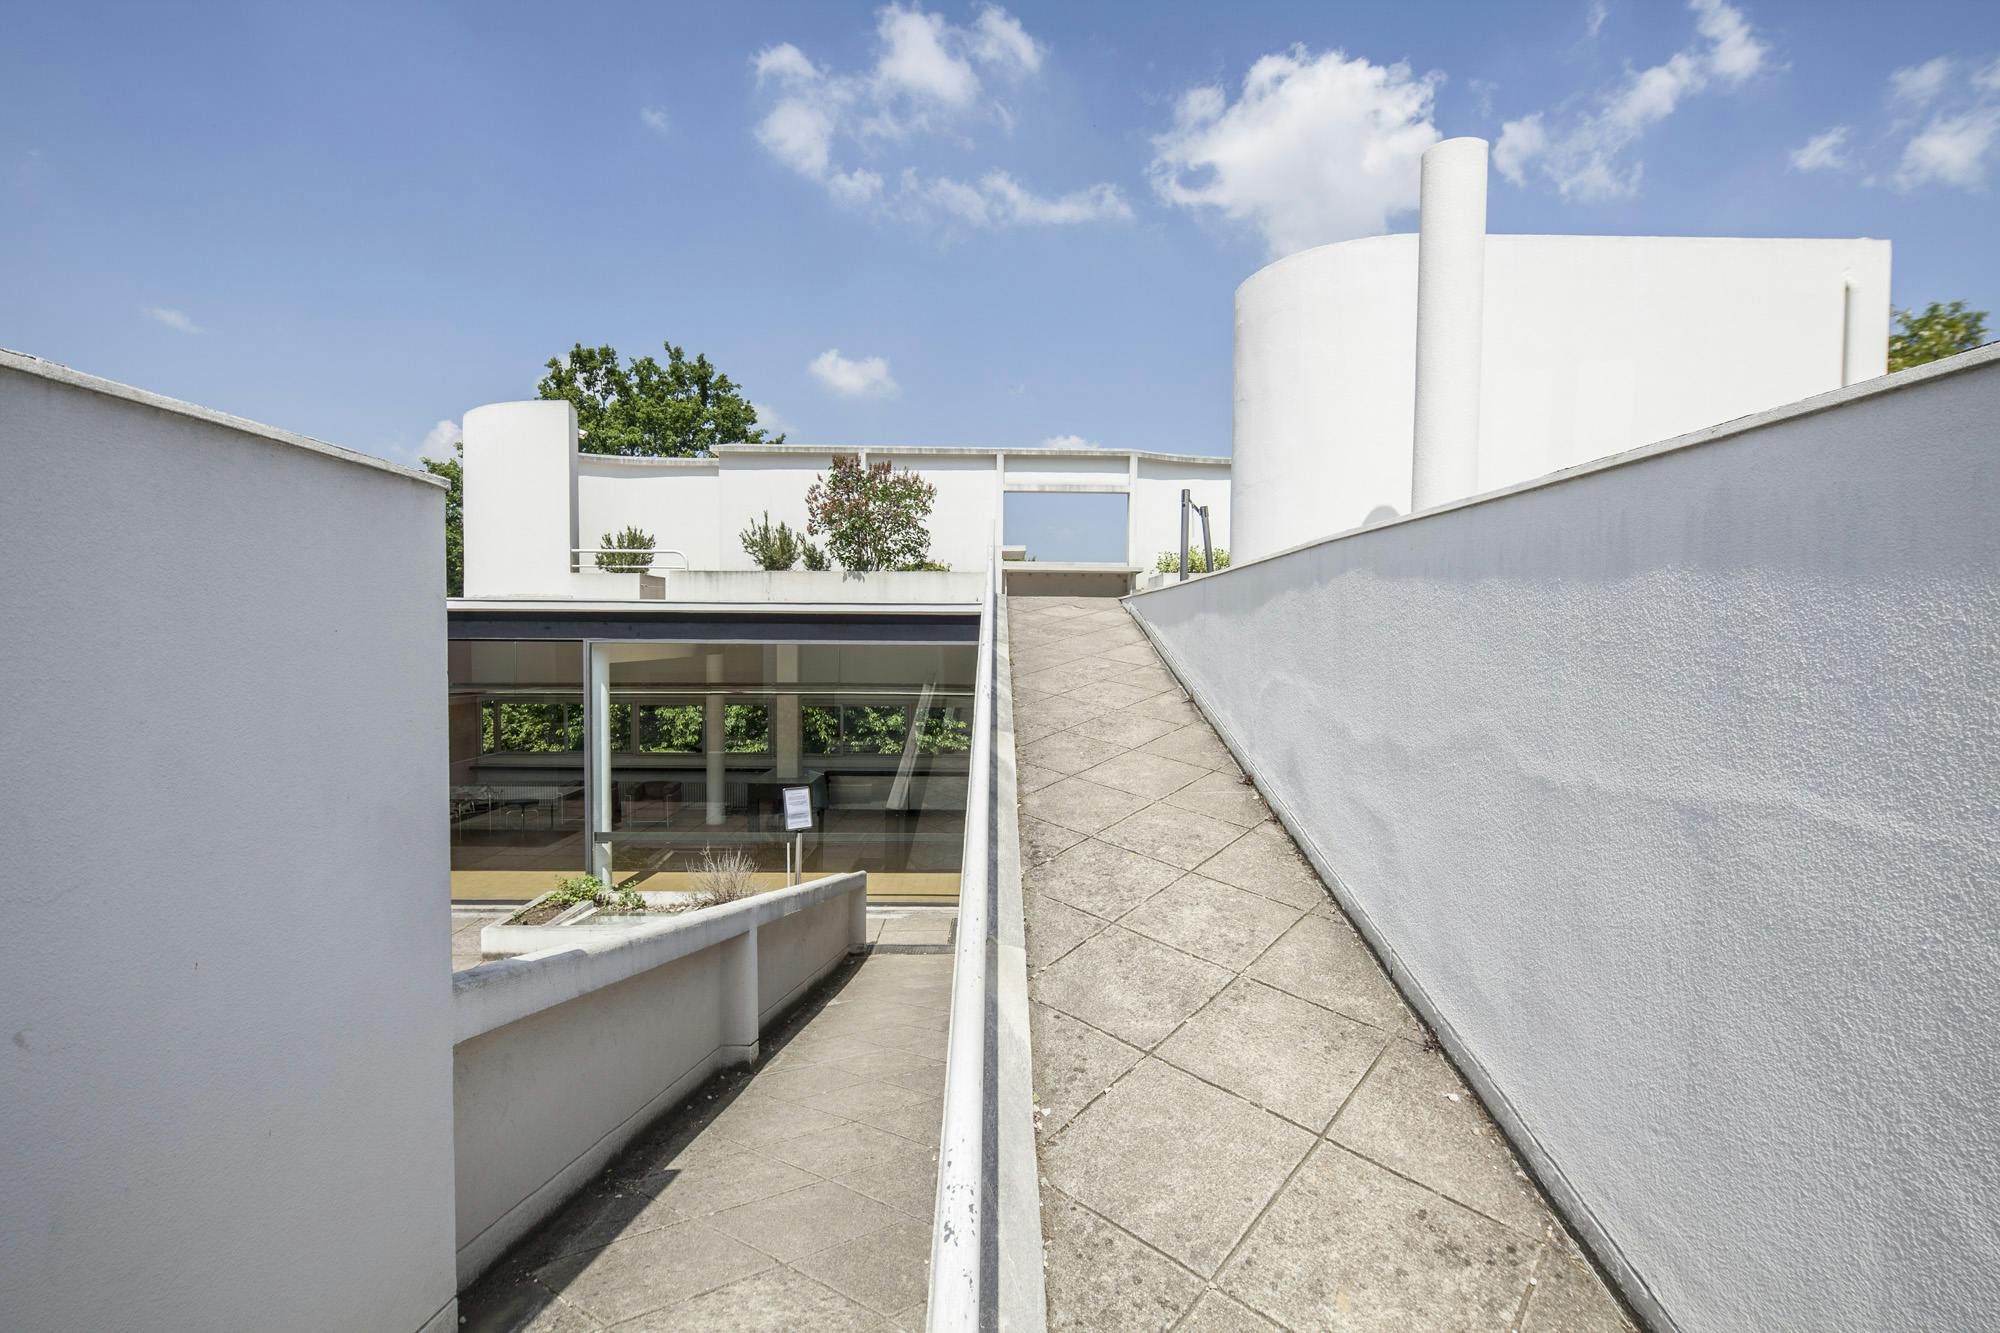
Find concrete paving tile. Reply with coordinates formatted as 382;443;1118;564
789;1077;930;1125
1138;723;1239;772
839;1141;939;1219
1021;776;1150;836
1156;979;1386;1132
1069;710;1182;749
1119;693;1200;726
706;1180;904;1263
1118;874;1302;970
617;1266;882;1332
1114;665;1183;694
1521;1235;1638;1332
792;1217;934;1315
634;1149;820;1225
883;1062;946;1099
1218;1144;1536;1332
763;1032;887;1071
1075;749;1209;800
1035;927;1232;1048
1025;891;1104;969
702;1095;850;1149
1041;1192;1202;1331
1097;804;1246;871
1027;838;1185;920
534;1220;774;1325
458;1270;606;1333
1043;1059;1315;1275
888;1299;927;1330
765;1121;929;1181
1021;729;1129;776
1329;1040;1551;1234
846;1095;942;1146
1192;821;1326;908
1029;1002;1145;1135
1162;769;1271;828
858;1023;949;1055
1243;914;1420;1037
1019;815;1088;866
831;1045;946;1083
1102;641;1162;666
1013;696;1101;744
1017;760;1064;794
1181;1289;1281;1330
512;1180;671;1266
1058;679;1163;712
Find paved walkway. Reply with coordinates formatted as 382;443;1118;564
458;910;954;1331
1011;594;1634;1332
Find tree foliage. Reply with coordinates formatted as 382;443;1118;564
594;525;656;572
538;341;782;457
1889;301;1990;373
740;511;806;570
421;439;463;597
804;455;938;572
1154;547;1230;574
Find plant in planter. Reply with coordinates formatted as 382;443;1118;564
691;846;760;904
739;511;805;570
1154;546;1230;574
804;455;937;571
595;525;656;572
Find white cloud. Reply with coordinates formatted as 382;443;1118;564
1888;57;1954;109
809;349;899;398
142;306;201;334
639;107;670;137
750;401;788;435
421;419;461;456
1038;433;1103;449
1788;125;1850;173
1495;0;1766;201
1586;0;1609;38
1978;59;2000;95
1895;106;2000;190
749;5;1122;231
1149;47;1441;257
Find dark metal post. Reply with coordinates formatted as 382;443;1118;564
1199;504;1214;574
1179;489;1191;582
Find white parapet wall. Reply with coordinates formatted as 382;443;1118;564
1128;347;2000;1333
0;352;459;1333
451;872;869;1286
1232;233;1891;560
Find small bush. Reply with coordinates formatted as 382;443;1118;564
595;525;656;572
546;874;647;913
801;540;831;572
692;846;760;904
740;511;804;570
1154;547;1230;574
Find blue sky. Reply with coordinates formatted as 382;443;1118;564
5;1;1997;558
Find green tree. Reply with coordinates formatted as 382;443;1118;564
420;439;463;597
538;342;782;457
804;455;938;572
1889;301;1990;372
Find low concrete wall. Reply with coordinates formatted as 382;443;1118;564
1126;349;2000;1333
452;873;869;1286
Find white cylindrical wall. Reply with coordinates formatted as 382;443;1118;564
1410;137;1488;511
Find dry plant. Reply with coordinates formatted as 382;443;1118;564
692;845;760;904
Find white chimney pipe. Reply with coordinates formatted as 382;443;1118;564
1410;136;1488;511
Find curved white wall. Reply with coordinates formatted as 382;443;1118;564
1233;234;1892;561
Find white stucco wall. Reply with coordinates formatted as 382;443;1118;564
0;353;458;1332
1233;234;1891;560
1129;348;2000;1333
459;402;1230;591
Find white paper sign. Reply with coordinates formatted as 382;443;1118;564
782;786;814;831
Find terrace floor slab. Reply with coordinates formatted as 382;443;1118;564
1010;593;1636;1333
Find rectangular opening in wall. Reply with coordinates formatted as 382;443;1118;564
1003;491;1130;564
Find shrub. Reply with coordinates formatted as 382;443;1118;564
1154;547;1230;574
546;874;646;913
692;846;760;904
801;540;831;571
740;511;805;570
595;525;656;572
805;455;937;571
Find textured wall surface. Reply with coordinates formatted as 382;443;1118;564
1132;350;2000;1333
1232;234;1891;560
0;356;457;1332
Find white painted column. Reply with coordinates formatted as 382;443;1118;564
704;651;726;826
1410;136;1488;512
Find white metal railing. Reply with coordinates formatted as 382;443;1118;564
570;547;691;573
928;553;1045;1331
